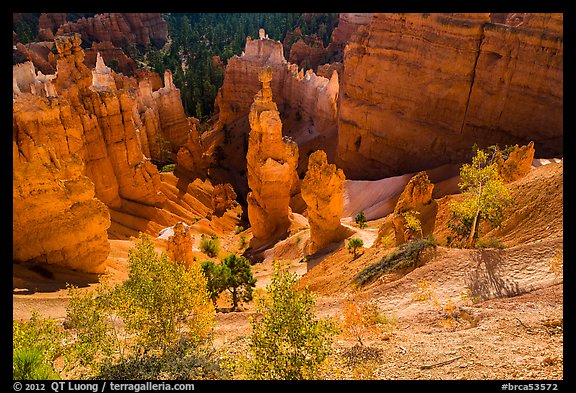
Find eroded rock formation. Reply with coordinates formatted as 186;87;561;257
496;141;535;183
211;183;238;215
209;31;339;199
38;13;68;40
392;172;436;245
337;13;563;180
13;42;57;75
166;222;194;266
56;13;168;48
15;33;165;214
215;32;339;131
13;32;213;270
301;150;347;254
84;41;137;76
133;70;208;176
13;142;111;273
284;29;328;71
316;62;343;78
246;67;299;246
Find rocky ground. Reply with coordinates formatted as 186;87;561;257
12;162;563;380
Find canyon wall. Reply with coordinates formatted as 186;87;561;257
56;13;168;48
331;13;374;48
13;33;207;270
13;142;111;273
209;31;339;199
337;13;563;180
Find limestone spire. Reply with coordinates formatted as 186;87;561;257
246;66;299;247
91;52;116;90
164;70;174;89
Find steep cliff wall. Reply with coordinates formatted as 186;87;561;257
14;34;213;255
331;13;374;48
337;13;563;180
208;32;338;199
56;13;168;48
13;85;112;273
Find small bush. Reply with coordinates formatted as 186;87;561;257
401;210;423;240
413;279;477;329
354;236;437;286
412;279;438;304
13;311;65;379
98;342;222;380
239;234;248;249
547;250;563;277
347;238;364;259
200;234;221;257
13;311;65;362
234;226;244;234
341;343;383;369
160;164;176;172
380;234;394;248
244;264;339;379
475;237;505;249
355;211;368;229
13;347;60;380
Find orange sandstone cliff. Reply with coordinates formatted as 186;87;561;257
14;34;211;248
12;140;111;273
56;13;168;48
337;13;563;180
208;30;338;199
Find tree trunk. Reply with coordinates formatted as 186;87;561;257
231;287;237;311
466;183;483;248
466;207;481;248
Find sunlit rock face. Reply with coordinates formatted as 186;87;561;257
56;13;168;48
211;183;238;216
167;222;195;267
337;13;563;180
301;150;347;254
391;172;436;245
12;142;111;273
246;67;299;246
12;33;179;271
495;141;536;183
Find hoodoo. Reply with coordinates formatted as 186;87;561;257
246;67;299;248
301;150;348;254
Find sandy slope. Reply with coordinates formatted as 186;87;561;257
12;160;563;380
342;163;461;220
